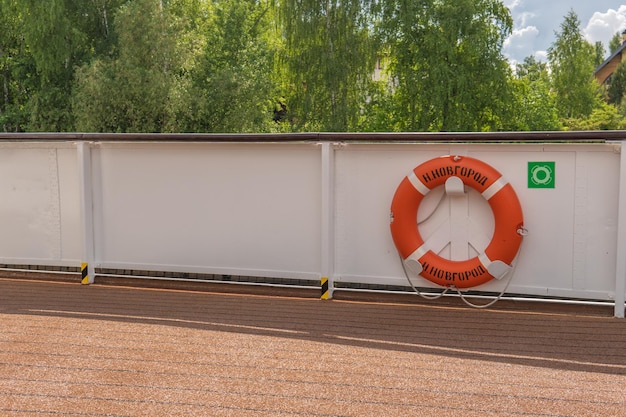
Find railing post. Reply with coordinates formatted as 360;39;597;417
320;142;335;299
77;142;96;284
615;140;626;318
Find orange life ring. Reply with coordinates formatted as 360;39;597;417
390;155;524;288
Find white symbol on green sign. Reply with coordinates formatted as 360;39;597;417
528;162;555;188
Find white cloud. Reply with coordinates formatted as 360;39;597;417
502;0;522;10
504;26;540;63
504;2;626;63
535;50;548;62
517;12;536;28
583;6;626;46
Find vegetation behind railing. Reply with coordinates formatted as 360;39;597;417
1;2;625;134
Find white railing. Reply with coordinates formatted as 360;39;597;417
0;132;625;317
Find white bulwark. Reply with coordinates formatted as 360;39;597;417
0;132;624;317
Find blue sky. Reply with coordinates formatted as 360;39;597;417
502;1;626;65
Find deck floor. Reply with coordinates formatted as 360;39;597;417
0;277;625;416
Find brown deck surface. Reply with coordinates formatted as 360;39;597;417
0;276;625;416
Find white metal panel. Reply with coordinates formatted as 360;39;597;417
0;143;80;265
334;143;620;300
58;147;82;262
334;144;451;284
473;146;620;298
473;148;578;294
91;143;321;278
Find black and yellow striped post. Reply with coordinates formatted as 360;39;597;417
81;263;90;285
320;277;330;300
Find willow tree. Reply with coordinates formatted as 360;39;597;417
279;0;378;131
376;0;427;131
0;0;33;131
379;0;513;131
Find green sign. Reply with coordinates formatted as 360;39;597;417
528;162;555;188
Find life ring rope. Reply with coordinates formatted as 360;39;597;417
390;155;525;289
398;249;521;308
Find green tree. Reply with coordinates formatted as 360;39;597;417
279;0;378;131
608;60;626;106
563;101;626;130
74;0;279;133
593;41;606;67
547;10;600;120
609;31;623;54
0;0;34;131
355;61;396;132
73;0;182;132
14;0;127;131
379;0;514;131
377;0;430;131
172;0;280;132
509;56;561;131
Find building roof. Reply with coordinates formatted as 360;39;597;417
594;38;626;85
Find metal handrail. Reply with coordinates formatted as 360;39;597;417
0;130;624;142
